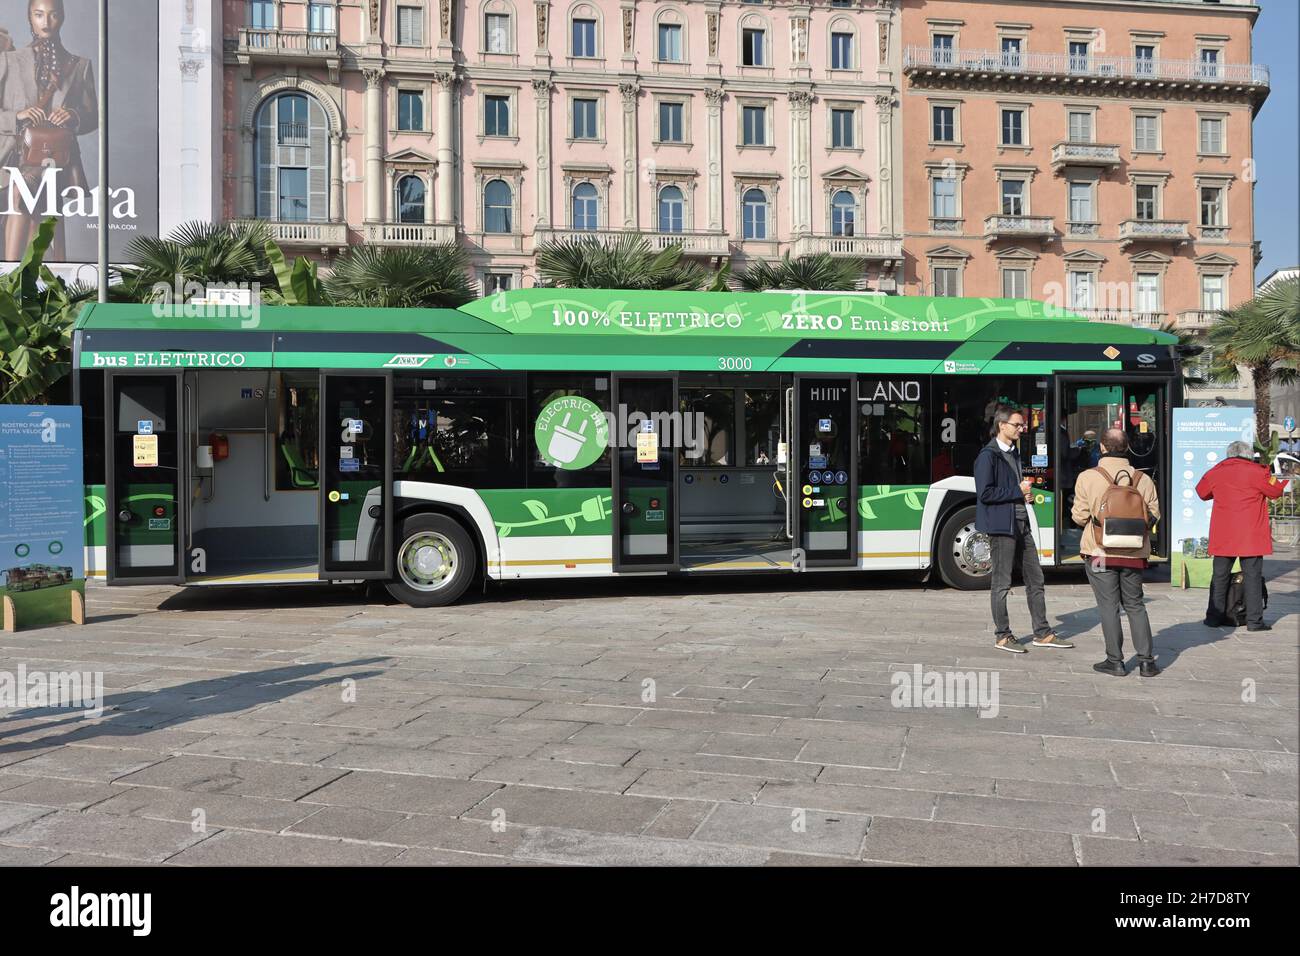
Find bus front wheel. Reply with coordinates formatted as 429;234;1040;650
937;505;993;591
385;513;476;607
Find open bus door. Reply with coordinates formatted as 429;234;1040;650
1054;375;1172;563
791;374;858;567
104;371;186;584
611;374;679;572
319;372;393;579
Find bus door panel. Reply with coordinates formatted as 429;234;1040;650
1055;376;1169;562
319;372;393;579
611;374;678;572
104;372;185;584
793;375;858;567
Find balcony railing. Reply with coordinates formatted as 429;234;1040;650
1176;309;1222;330
364;223;458;246
1119;219;1191;248
983;215;1054;242
237;28;339;55
791;234;903;259
233;219;348;246
1051;142;1122;171
534;227;730;257
1070;309;1168;329
903;45;1269;88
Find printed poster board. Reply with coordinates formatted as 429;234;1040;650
1171;406;1254;589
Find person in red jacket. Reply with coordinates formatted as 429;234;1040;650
1196;441;1287;631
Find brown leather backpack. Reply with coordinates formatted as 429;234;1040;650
1091;464;1151;550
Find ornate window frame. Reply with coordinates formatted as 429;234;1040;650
927;97;963;148
394;1;429;48
653;5;690;68
996;100;1031;152
653;94;693;147
926;244;971;297
1131;107;1164;157
924;161;967;233
567;1;604;62
480;0;518;59
389;82;432;136
738;10;773;74
736;95;776;150
824;100;862;153
827;17;859;74
650;169;698;233
474;161;524;236
561;163;612;230
478;84;520;142
565;87;607;144
734;173;779;243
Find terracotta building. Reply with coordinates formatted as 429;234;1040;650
222;0;906;291
898;0;1268;344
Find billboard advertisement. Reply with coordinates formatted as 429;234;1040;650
1170;406;1255;588
0;0;158;264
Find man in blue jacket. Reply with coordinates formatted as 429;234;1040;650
975;405;1071;653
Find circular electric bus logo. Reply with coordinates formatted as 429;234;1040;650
535;396;609;470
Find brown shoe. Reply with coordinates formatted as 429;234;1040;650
1032;632;1075;649
995;635;1027;654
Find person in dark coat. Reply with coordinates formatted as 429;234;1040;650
1197;440;1286;631
975;404;1070;653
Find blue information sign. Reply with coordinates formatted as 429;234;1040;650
0;405;85;628
1171;407;1254;589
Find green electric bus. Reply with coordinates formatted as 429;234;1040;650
73;289;1182;606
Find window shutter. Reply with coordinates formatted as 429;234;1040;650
308;97;329;221
256;101;276;218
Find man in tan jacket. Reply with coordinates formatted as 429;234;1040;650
1071;428;1162;678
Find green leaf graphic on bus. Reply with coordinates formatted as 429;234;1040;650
485;491;613;537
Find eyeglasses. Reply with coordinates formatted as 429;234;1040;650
1006;421;1028;430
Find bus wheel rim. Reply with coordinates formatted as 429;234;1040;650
952;522;992;576
398;532;458;592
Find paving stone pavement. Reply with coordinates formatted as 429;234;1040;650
0;559;1296;867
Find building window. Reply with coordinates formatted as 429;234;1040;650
484;94;511;136
931;105;955;143
1199;117;1224;154
396;174;425;223
932;33;953;66
572;182;599;230
1201;274;1225;311
1001;37;1022;68
831;108;855;149
1068;270;1095;310
742;105;767;146
931;177;957;219
742;27;766;66
1135;44;1155;75
1001;179;1025;216
1200;186;1225;227
484;272;513;294
742;188;768;240
1135;273;1161;315
1068;40;1090;73
1001;108;1024;146
572;98;599;139
658;185;684;233
1135;183;1159;221
658;23;683;62
932;266;959;297
249;0;275;29
831;190;855;236
1068;181;1094;223
397;4;423;46
831;31;853;69
1198;47;1221;78
397;90;424;131
484;179;513;233
1002;267;1028;299
1134;113;1160;152
1067;110;1093;144
308;2;335;35
255;91;330;222
486;12;511;53
572;17;597;57
658;101;685;143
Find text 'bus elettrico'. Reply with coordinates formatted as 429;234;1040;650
73;289;1184;606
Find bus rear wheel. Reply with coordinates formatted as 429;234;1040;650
385;513;476;607
937;505;993;590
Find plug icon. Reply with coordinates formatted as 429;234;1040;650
547;413;590;465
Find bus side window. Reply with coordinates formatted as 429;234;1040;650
858;376;928;486
277;377;320;490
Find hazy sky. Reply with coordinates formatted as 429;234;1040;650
1252;0;1299;283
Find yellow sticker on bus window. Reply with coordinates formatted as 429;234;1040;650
1139;421;1149;433
133;434;158;468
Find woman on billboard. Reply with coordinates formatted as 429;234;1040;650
0;0;97;261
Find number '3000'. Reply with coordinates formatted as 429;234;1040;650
717;357;753;371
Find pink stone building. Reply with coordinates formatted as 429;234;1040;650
899;0;1268;354
223;0;906;290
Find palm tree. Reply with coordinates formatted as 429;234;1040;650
535;234;715;291
115;220;275;302
1207;276;1300;441
736;252;865;292
324;244;476;308
0;218;93;404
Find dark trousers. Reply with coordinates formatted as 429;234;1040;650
1084;562;1154;663
990;517;1050;639
1207;555;1266;626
